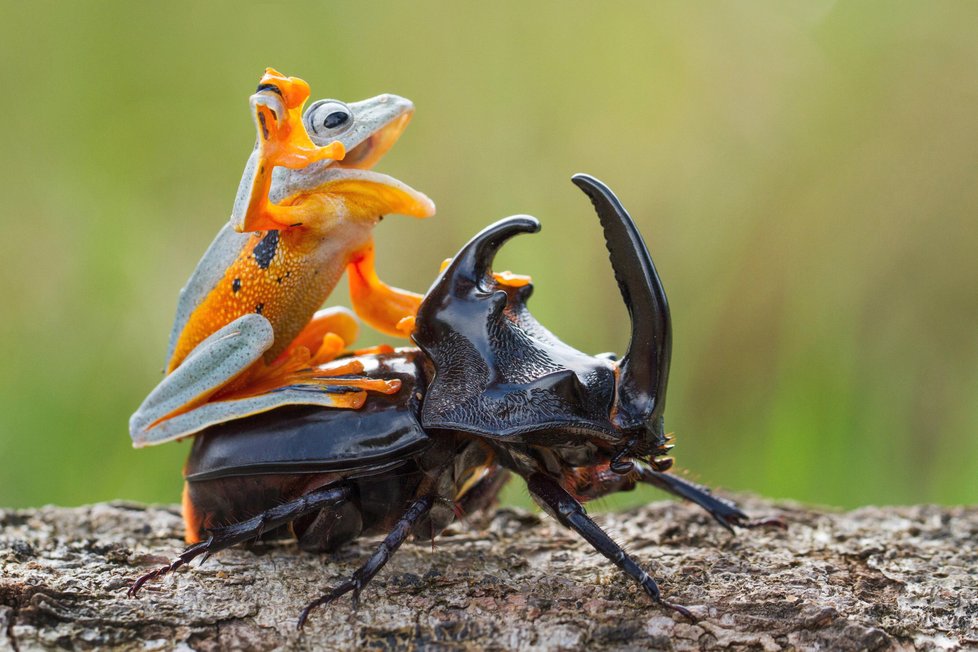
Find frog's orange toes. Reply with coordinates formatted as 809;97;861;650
297;375;401;395
251;92;346;169
493;270;532;288
395;316;416;335
217;354;400;404
438;258;530;288
268;140;346;170
278;308;360;366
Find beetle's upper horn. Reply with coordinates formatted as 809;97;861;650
571;174;672;428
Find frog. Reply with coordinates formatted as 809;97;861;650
129;69;435;447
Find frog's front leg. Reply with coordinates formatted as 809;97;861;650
348;241;424;337
239;94;345;233
250;94;345;170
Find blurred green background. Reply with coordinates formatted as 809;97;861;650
0;2;975;510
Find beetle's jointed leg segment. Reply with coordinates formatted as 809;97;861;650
128;485;352;597
526;473;694;620
634;465;786;533
297;495;435;629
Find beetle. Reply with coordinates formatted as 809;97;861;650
128;175;779;626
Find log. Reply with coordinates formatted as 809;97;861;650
1;497;975;651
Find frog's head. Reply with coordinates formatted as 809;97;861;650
232;71;434;234
301;93;414;171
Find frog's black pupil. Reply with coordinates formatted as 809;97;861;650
324;111;349;129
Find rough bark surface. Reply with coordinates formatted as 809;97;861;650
0;497;975;651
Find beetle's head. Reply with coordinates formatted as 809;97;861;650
414;175;672;461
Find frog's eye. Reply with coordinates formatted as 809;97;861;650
304;100;354;138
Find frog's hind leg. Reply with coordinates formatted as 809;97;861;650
130;310;396;448
276;306;360;367
130;314;275;447
219;306;402;402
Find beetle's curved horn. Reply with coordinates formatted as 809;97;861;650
571;174;671;428
434;215;541;287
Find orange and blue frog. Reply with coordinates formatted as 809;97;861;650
130;69;435;446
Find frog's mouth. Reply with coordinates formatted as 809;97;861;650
333;111;413;170
303;93;417;173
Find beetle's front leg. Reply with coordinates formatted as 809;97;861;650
525;472;694;620
128;485;352;597
633;465;786;533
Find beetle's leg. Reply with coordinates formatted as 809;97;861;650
128;484;352;598
297;495;435;629
525;473;694;620
634;465;786;533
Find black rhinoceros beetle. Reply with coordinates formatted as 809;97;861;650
128;175;776;626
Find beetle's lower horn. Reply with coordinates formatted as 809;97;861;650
571;174;672;428
433;215;541;287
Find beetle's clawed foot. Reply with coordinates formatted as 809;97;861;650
710;503;787;533
128;564;172;597
127;536;214;598
736;515;788;530
296;577;364;629
658;598;696;622
636;567;696;622
127;559;183;597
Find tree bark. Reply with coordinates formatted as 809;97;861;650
1;497;975;651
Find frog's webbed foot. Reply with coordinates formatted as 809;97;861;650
438;257;532;289
276;306;359;367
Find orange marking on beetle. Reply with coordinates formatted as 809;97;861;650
182;481;205;544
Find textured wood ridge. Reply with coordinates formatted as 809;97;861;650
1;498;975;651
